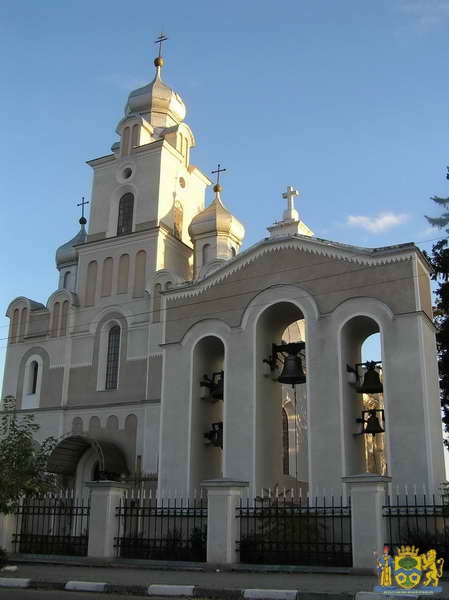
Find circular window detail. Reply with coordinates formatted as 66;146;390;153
179;177;186;188
122;167;133;179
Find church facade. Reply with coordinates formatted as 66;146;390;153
1;49;445;498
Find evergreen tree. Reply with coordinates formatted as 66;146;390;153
426;167;449;448
0;396;57;513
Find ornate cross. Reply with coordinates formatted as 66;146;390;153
212;163;227;187
155;32;168;57
77;196;89;220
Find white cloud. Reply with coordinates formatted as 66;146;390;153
346;212;409;234
399;0;449;32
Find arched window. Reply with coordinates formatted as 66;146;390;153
30;361;39;395
85;260;97;306
282;408;289;475
11;309;19;343
51;302;60;337
105;325;120;390
63;271;71;289
202;243;210;266
61;301;69;336
117;193;134;236
133;250;146;298
117;254;129;294
101;257;113;297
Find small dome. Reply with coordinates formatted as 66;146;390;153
124;65;186;126
189;192;245;242
55;222;87;269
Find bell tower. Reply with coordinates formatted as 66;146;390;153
83;35;210;286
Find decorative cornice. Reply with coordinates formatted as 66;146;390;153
164;234;419;301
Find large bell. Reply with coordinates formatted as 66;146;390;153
278;354;306;386
356;362;383;394
363;410;384;436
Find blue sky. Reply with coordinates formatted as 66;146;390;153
1;0;448;386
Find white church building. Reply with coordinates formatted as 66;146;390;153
1;46;445;500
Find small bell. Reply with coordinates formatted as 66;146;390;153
363;410;384;436
211;371;224;400
356;361;383;394
278;354;306;386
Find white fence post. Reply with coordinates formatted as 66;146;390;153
343;473;391;572
0;513;15;553
86;481;129;558
201;478;248;564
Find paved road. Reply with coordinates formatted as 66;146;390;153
0;592;132;600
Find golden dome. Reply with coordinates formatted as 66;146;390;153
188;190;245;242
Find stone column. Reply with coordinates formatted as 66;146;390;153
86;481;129;558
201;478;248;564
0;513;15;553
343;473;391;572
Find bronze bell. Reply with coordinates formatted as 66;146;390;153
356;361;383;394
211;371;224;400
363;410;384;436
278;354;306;386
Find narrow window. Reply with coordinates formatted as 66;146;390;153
63;271;71;289
19;308;28;341
202;243;210;266
105;325;120;390
30;361;39;394
131;124;139;147
122;127;130;156
153;283;162;323
101;257;113;297
133;250;146;298
117;254;130;294
117;193;134;235
174;202;183;240
282;408;289;475
61;301;69;336
11;309;19;343
85;261;97;306
51;302;60;337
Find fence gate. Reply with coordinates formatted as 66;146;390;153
237;495;352;567
13;493;90;556
115;495;207;561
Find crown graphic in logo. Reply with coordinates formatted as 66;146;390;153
397;545;420;557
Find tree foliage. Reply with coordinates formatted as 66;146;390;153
0;396;57;513
425;167;449;447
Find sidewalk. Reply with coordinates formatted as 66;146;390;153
0;556;447;598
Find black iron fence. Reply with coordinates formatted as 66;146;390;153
237;495;352;566
115;495;207;561
12;493;90;556
384;494;449;569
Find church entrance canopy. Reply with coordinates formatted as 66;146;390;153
47;435;128;477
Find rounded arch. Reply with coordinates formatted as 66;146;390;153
180;318;231;351
241;284;319;332
336;300;389;478
47;433;128;478
17;346;50;409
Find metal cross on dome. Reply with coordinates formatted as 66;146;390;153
77;196;89;220
212;163;227;187
155;32;168;57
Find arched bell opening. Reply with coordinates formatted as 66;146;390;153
256;302;307;495
341;317;386;476
190;335;225;492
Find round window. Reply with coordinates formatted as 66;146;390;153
122;167;133;179
179;177;186;188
